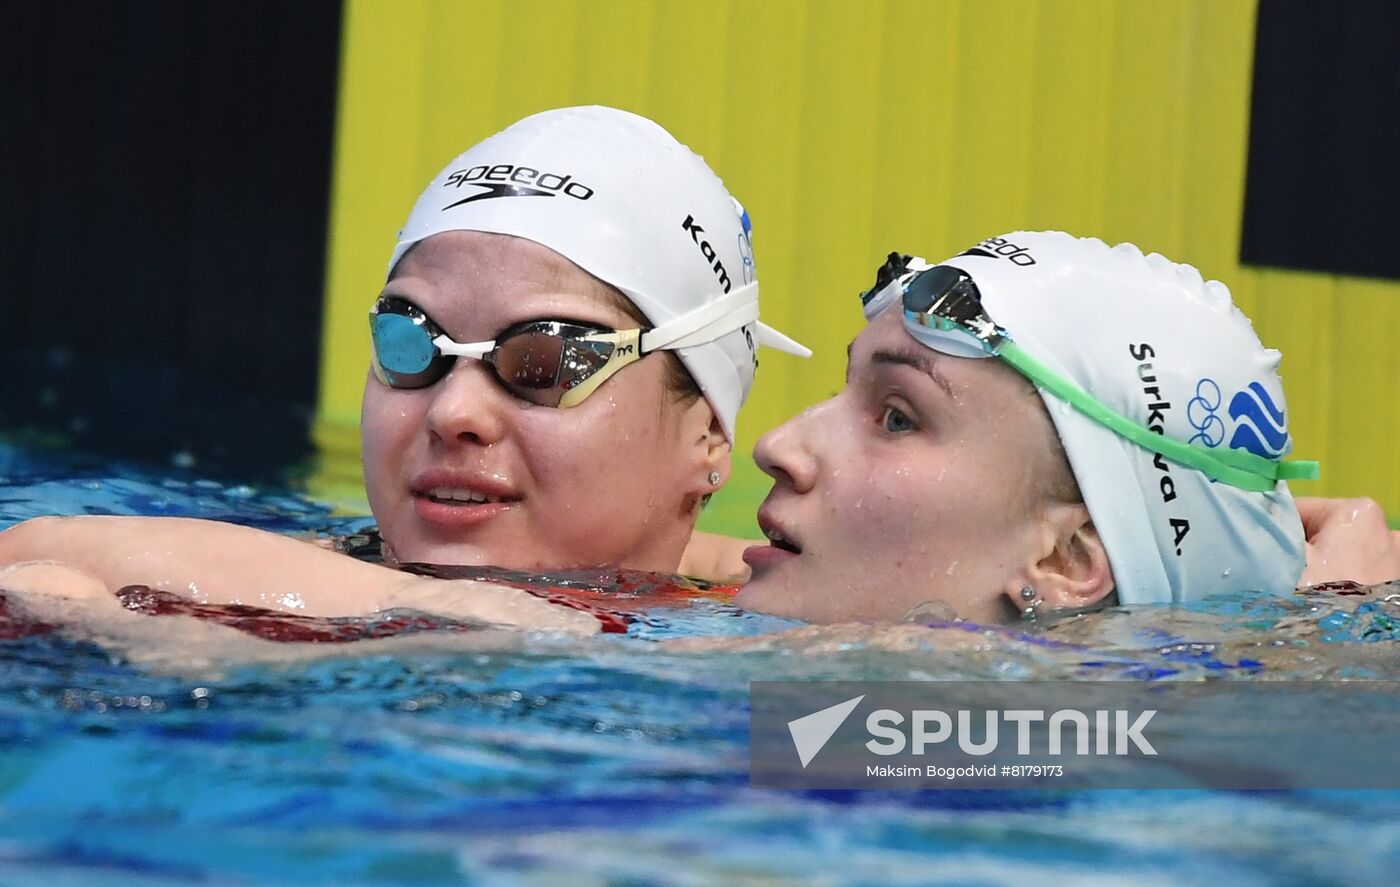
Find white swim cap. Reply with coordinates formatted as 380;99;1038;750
388;106;809;441
889;231;1308;604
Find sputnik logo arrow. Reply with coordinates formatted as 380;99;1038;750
787;695;864;768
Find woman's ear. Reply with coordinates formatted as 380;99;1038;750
701;412;732;491
678;399;731;509
1007;502;1115;615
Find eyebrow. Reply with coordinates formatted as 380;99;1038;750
868;347;956;398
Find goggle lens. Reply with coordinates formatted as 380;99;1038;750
487;331;615;406
372;312;439;375
906;266;985;331
492;330;565;390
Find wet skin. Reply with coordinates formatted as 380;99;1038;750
361;231;725;574
736;306;1096;624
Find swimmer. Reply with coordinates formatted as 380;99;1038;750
730;232;1356;624
362;106;807;573
0;106;809;626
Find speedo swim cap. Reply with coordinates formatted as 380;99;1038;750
918;231;1307;604
388;106;809;441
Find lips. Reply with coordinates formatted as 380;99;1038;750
743;507;803;572
409;469;521;528
762;523;801;554
755;505;801;553
421;486;511;505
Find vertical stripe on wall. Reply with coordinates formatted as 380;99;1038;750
1;1;342;477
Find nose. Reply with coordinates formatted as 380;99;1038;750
753;401;826;495
423;358;510;446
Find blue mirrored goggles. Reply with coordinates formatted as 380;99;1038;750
369;296;647;408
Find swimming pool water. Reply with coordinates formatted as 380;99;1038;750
1;442;1398;885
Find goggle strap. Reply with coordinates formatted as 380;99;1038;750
861;254;934;319
1276;460;1322;481
999;342;1319;492
752;322;814;357
640;283;760;352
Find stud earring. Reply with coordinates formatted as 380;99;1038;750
707;470;721;486
1019;584;1041;621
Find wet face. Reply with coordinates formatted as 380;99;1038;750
361;231;724;572
735;306;1070;624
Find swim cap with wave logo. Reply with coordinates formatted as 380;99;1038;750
931;231;1306;604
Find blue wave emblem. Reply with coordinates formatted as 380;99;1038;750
1227;381;1289;458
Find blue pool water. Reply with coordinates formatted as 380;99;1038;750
1;442;1399;885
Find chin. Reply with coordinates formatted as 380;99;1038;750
393;539;497;567
734;580;811;622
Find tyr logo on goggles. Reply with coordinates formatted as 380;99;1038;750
370;296;646;408
865;252;1320;492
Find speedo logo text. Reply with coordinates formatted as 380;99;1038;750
957;236;1037;266
441;164;595;208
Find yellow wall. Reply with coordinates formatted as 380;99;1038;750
314;0;1400;533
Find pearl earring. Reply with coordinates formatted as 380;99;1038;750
1019;584;1041;621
